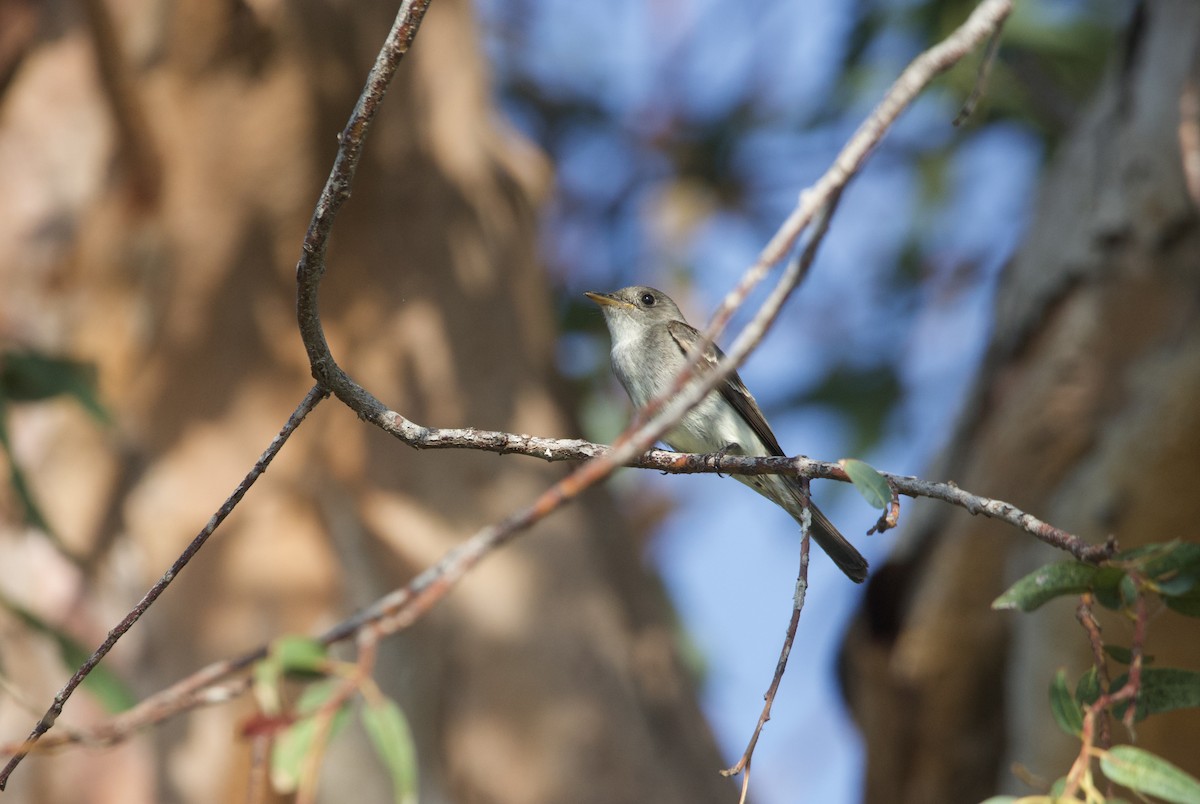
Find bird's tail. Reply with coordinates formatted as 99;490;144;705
806;502;869;583
736;472;870;582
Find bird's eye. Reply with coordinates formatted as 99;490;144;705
640;292;656;307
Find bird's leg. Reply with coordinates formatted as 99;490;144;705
710;442;738;478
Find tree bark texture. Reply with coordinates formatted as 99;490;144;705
844;3;1200;802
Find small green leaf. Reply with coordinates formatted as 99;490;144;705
1119;574;1140;608
270;680;350;794
273;636;328;677
1103;645;1154;666
0;403;55;536
253;656;283;716
1048;776;1068;797
992;562;1100;611
1075;666;1101;708
1163;585;1200;618
1128;541;1200;579
1100;745;1200;803
0;351;110;424
1050;668;1083;736
1155;574;1200;597
838;459;891;509
1111;668;1200;722
361;697;419;804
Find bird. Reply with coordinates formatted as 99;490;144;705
586;285;868;583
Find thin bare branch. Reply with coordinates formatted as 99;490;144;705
722;490;813;786
954;26;1003;126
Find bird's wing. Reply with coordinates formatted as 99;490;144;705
666;319;786;457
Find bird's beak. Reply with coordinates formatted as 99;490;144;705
584;291;629;309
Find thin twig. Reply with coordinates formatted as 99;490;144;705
295;634;379;804
869;485;902;535
246;733;270;804
0;385;328;789
1062;586;1151;799
954;25;1003;126
721;486;813;789
1076;595;1113;750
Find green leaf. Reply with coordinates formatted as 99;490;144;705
838;458;891;509
361;697;419;804
1154;572;1200;597
1126;541;1200;574
1111;668;1200;722
0;402;55;536
1119;573;1141;608
1075;666;1101;708
273;635;328;677
1049;668;1083;736
1134;542;1200;597
0;351;110;424
1100;745;1200;803
1103;645;1154;666
253;655;283;716
270;680;350;794
992;562;1101;612
1048;776;1068;797
1164;585;1200;618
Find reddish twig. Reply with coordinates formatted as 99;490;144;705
869;484;902;535
1076;595;1113;750
294;633;380;804
1062;586;1151;799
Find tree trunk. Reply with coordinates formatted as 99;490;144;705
0;2;730;801
844;2;1200;801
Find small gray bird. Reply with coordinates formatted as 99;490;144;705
586;285;868;583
